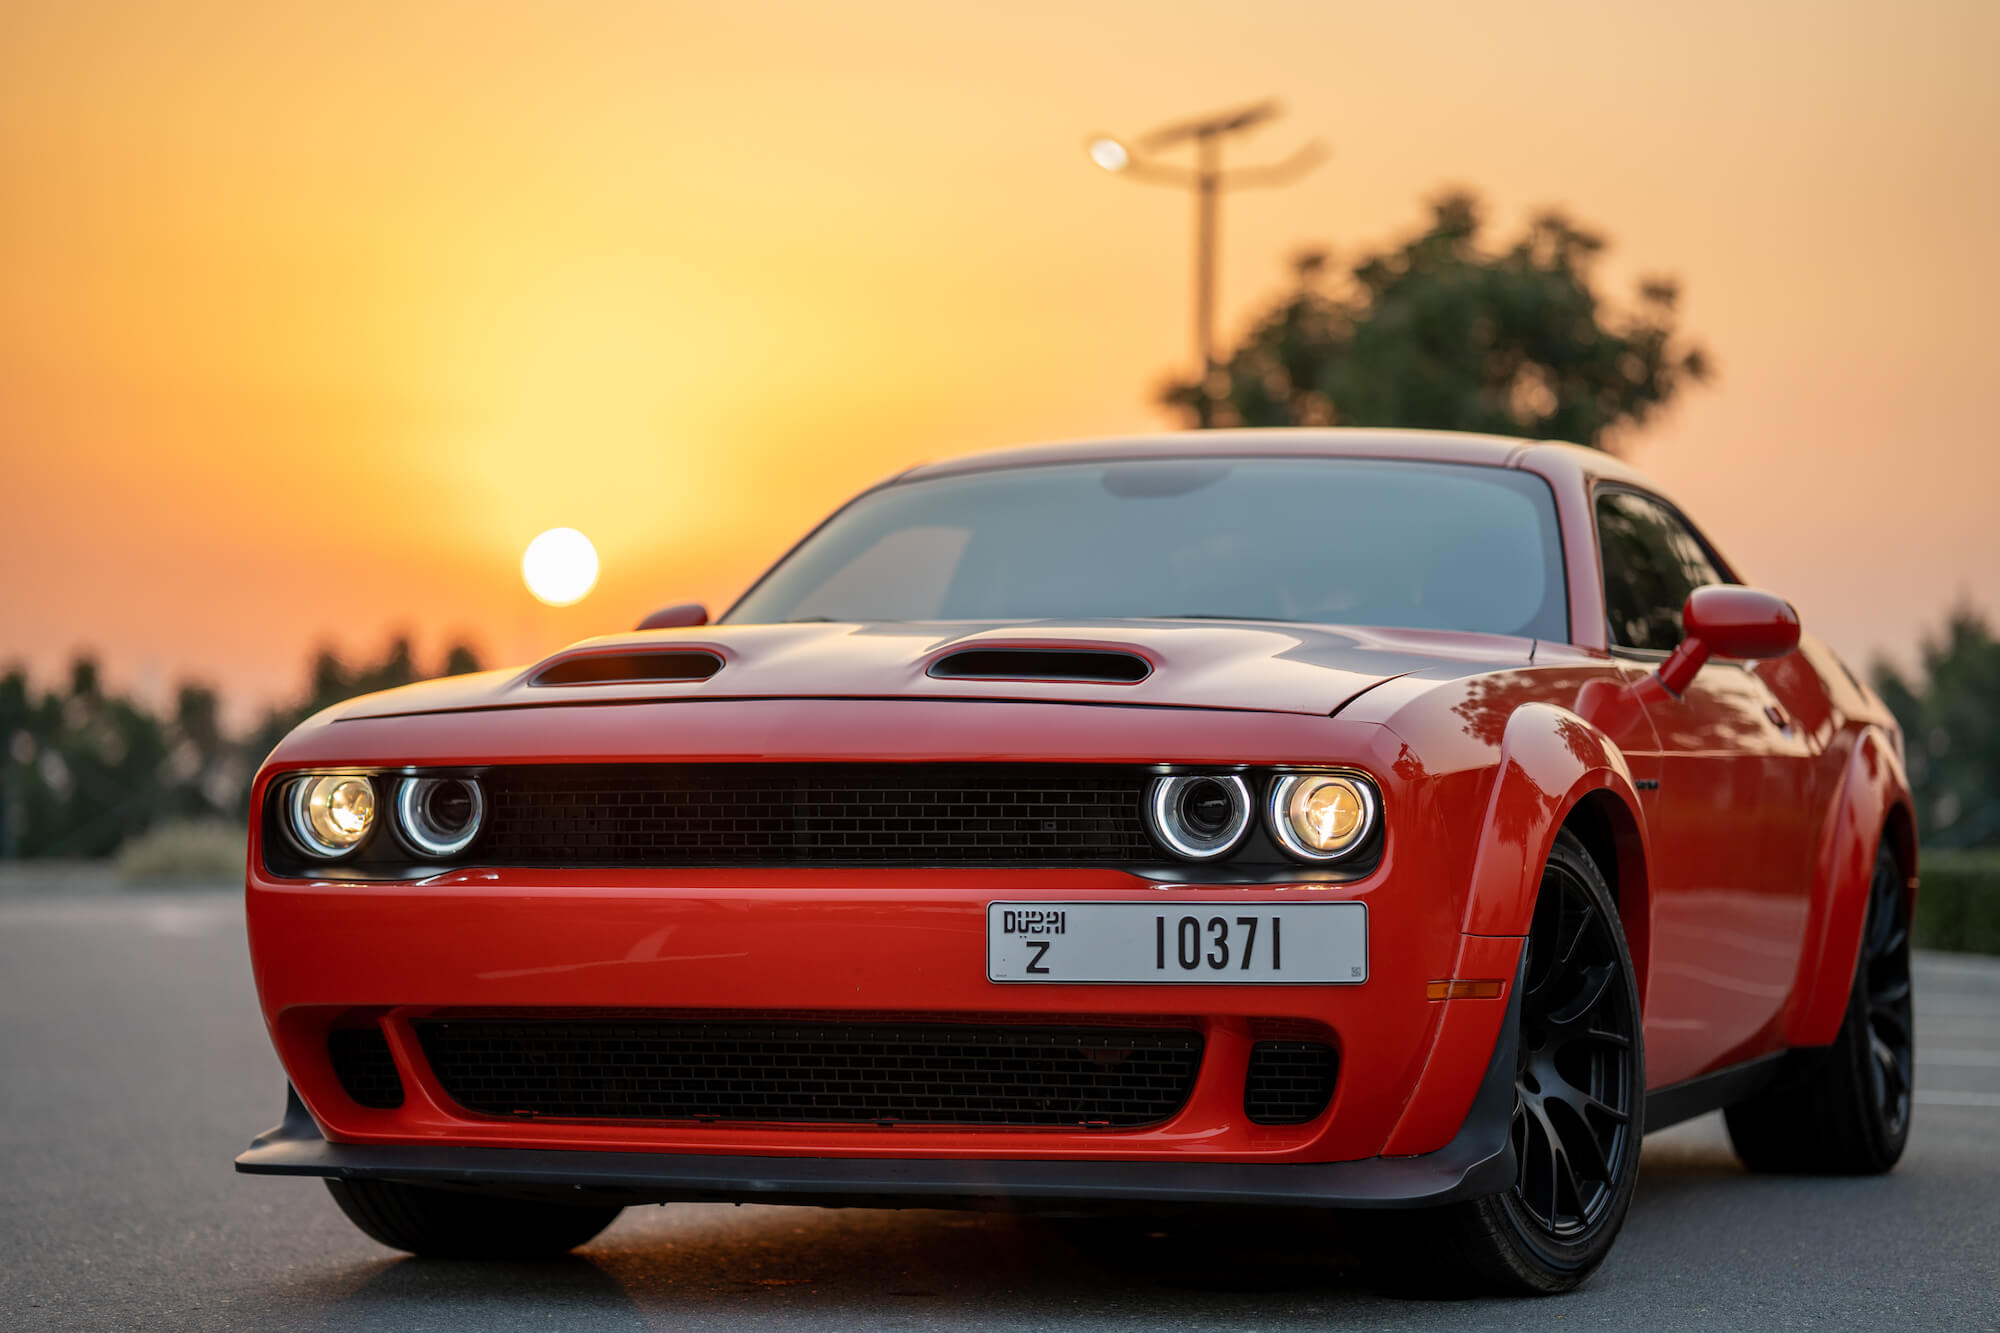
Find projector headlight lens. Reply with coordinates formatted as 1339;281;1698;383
394;776;485;859
288;774;376;858
1269;773;1376;862
1146;774;1253;860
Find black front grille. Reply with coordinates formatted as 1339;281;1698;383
478;764;1154;866
328;1028;404;1109
414;1018;1203;1128
1243;1041;1337;1125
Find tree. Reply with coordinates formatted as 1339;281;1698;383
1164;192;1710;448
0;636;489;858
1873;605;2000;849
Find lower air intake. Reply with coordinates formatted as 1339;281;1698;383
1243;1040;1337;1125
327;1028;405;1109
414;1018;1203;1128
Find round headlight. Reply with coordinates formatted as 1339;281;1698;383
1146;774;1252;860
395;776;485;858
288;774;376;858
1268;773;1376;862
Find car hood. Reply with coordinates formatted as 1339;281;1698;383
331;621;1535;722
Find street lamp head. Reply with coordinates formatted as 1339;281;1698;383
1086;136;1131;173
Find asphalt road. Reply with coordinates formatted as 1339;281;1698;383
3;870;1996;1331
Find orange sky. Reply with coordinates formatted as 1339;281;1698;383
3;0;1997;718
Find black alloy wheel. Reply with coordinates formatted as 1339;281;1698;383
1725;840;1914;1175
1506;851;1642;1240
1357;829;1645;1296
1860;848;1915;1140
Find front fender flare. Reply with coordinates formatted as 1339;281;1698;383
1381;703;1650;1157
1458;703;1650;939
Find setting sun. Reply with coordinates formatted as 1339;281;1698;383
521;528;599;607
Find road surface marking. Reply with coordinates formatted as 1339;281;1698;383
1915;1091;2000;1108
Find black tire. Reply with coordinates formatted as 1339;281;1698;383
1362;829;1646;1296
1724;840;1912;1175
325;1178;623;1259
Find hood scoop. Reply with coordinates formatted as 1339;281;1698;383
928;647;1151;684
531;650;723;687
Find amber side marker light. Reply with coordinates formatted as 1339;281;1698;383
1426;980;1507;1001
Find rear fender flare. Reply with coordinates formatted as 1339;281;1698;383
1783;727;1915;1047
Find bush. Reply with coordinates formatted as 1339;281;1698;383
1913;850;2000;955
114;819;245;885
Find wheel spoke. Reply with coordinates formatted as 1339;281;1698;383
1546;962;1615;1031
1554;895;1594;972
1545;1130;1564;1225
1870;1004;1912;1043
1573;1086;1630;1126
1547;1115;1586;1225
1869;1038;1890;1108
1575;1026;1632;1050
1870;1032;1910;1103
1541;1062;1629;1145
1515;1099;1556;1226
1871;977;1911;1008
1529;1102;1569;1226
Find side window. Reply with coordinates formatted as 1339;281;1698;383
1596;491;1724;651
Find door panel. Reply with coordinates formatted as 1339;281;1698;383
1592;487;1817;1085
1640;661;1815;1084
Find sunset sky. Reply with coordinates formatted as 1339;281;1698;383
3;0;1996;718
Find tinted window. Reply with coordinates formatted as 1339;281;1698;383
728;458;1569;640
1596;490;1724;650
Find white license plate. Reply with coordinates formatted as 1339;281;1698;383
986;901;1367;984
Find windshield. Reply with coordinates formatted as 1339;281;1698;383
726;457;1568;639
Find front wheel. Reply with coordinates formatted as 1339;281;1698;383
1364;829;1646;1295
325;1178;623;1259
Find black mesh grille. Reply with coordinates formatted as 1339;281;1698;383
328;1028;404;1109
1243;1041;1337;1125
414;1018;1202;1127
476;764;1154;866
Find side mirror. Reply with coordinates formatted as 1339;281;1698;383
635;602;709;632
1656;586;1800;697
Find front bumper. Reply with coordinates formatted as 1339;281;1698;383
237;951;1521;1210
245;867;1521;1165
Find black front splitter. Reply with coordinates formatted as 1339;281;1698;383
237;1087;1511;1212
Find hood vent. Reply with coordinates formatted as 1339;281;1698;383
929;648;1151;684
532;651;723;687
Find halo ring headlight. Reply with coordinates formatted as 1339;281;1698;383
286;774;377;859
394;776;486;859
1146;774;1253;861
1268;772;1377;862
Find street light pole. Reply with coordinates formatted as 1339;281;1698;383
1088;101;1324;426
1194;133;1219;373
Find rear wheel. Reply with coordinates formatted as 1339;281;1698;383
325;1178;623;1259
1363;829;1645;1295
1724;841;1912;1174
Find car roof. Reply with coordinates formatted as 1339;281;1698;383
897;428;1656;489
